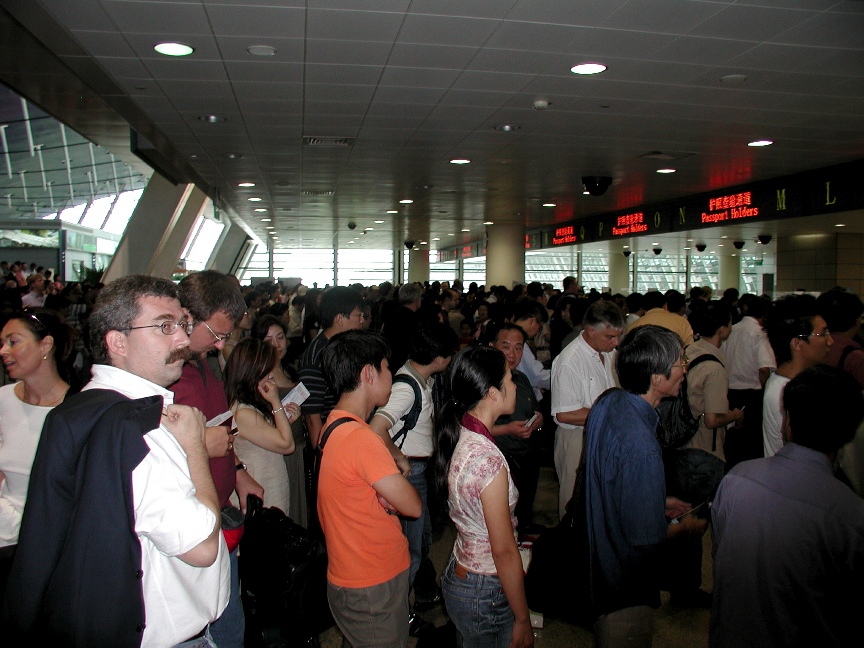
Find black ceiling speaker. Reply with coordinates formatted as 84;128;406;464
623;250;631;257
758;235;772;245
653;248;662;255
582;176;613;196
695;243;707;252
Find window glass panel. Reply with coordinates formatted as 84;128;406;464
430;260;457;282
689;254;719;291
58;202;86;224
336;249;394;286
462;256;486;285
636;254;686;293
80;195;116;229
182;216;224;273
580;252;610;291
525;248;578;285
103;189;144;235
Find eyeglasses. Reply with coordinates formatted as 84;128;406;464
125;320;193;336
203;321;231;343
797;329;831;340
671;358;690;370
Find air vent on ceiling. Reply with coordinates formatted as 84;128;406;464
639;150;691;161
302;190;335;196
303;137;354;147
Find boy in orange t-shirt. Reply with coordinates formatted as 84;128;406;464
318;330;421;647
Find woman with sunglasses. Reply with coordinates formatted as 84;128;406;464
434;346;533;648
0;309;73;599
223;337;300;514
250;315;308;526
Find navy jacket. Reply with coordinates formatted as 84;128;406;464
2;389;162;647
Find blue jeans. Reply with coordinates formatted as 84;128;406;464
400;459;431;589
442;556;514;648
208;547;244;648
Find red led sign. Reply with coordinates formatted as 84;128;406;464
702;191;758;224
612;212;648;236
552;225;578;246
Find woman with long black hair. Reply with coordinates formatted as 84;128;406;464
435;346;534;648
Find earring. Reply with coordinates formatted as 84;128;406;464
43;354;48;360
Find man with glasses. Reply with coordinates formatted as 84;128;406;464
762;295;832;457
4;275;228;646
169;270;261;648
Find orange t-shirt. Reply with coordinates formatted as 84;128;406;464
318;410;409;588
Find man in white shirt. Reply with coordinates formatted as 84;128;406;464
551;300;625;518
722;295;775;466
20;273;47;308
512;300;551;401
4;274;228;647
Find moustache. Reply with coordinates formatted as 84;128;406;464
166;347;193;364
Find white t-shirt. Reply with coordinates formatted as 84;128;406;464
551;332;617;431
86;365;229;648
373;362;434;458
762;372;790;458
0;384;55;547
723;317;776;390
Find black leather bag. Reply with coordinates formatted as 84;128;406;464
239;495;332;647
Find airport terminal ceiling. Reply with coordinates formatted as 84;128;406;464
0;0;862;257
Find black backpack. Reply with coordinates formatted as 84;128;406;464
390;373;423;449
655;354;721;449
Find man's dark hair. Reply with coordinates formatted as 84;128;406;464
617;324;683;395
90;275;179;365
625;292;643;314
512;299;548;324
784;365;864;454
491;321;528;344
765;294;819;366
690;302;732;338
320;286;363;329
583;299;625;330
739;293;770;320
563;276;577;291
179;270;246;323
816;289;864;333
665;289;686;314
642;290;666;311
526;282;544;300
409;323;459;365
323;329;390;397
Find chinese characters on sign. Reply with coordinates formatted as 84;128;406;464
552;225;578;246
702;191;759;223
612;212;648;236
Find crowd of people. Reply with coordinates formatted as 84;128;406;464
0;263;862;648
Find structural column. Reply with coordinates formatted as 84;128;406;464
102;174;206;282
485;222;525;288
718;253;741;293
607;244;630;294
408;248;429;283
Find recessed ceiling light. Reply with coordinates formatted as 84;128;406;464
399;199;413;204
570;62;607;75
687;239;693;242
266;226;274;229
652;242;660;245
461;228;470;232
199;115;226;124
494;124;520;132
748;139;773;147
450;159;471;165
238;182;255;187
365;227;374;231
347;240;354;244
623;245;629;249
835;223;846;227
420;241;427;245
718;244;725;247
720;74;748;84
254;208;267;212
483;221;494;225
432;237;440;241
542;203;556;207
260;218;272;222
374;220;384;224
387;210;398;214
448;233;455;236
247;45;277;56
154;42;194;57
657;168;676;174
248;197;262;202
721;235;728;239
223;153;243;159
684;247;691;250
583;189;590;195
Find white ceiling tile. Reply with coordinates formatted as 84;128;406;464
306;40;393;66
307;9;405;41
408;0;518;20
467;49;565;75
506;0;626;26
601;0;725;35
687;4;819;41
143;59;229;81
452;70;536;92
485;21;585;52
372;86;447;104
305;64;384;85
231;81;304;101
205;5;306;39
398;14;500;47
70;30;138;58
216;36;306;63
304;83;376;103
378;67;460;88
224;61;304;84
101;1;211;35
388;43;478;69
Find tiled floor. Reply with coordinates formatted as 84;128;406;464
320;466;712;647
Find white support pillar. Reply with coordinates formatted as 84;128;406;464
607;244;630;294
102;174;204;282
485;222;525;288
408;248;429;283
718;253;741;294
